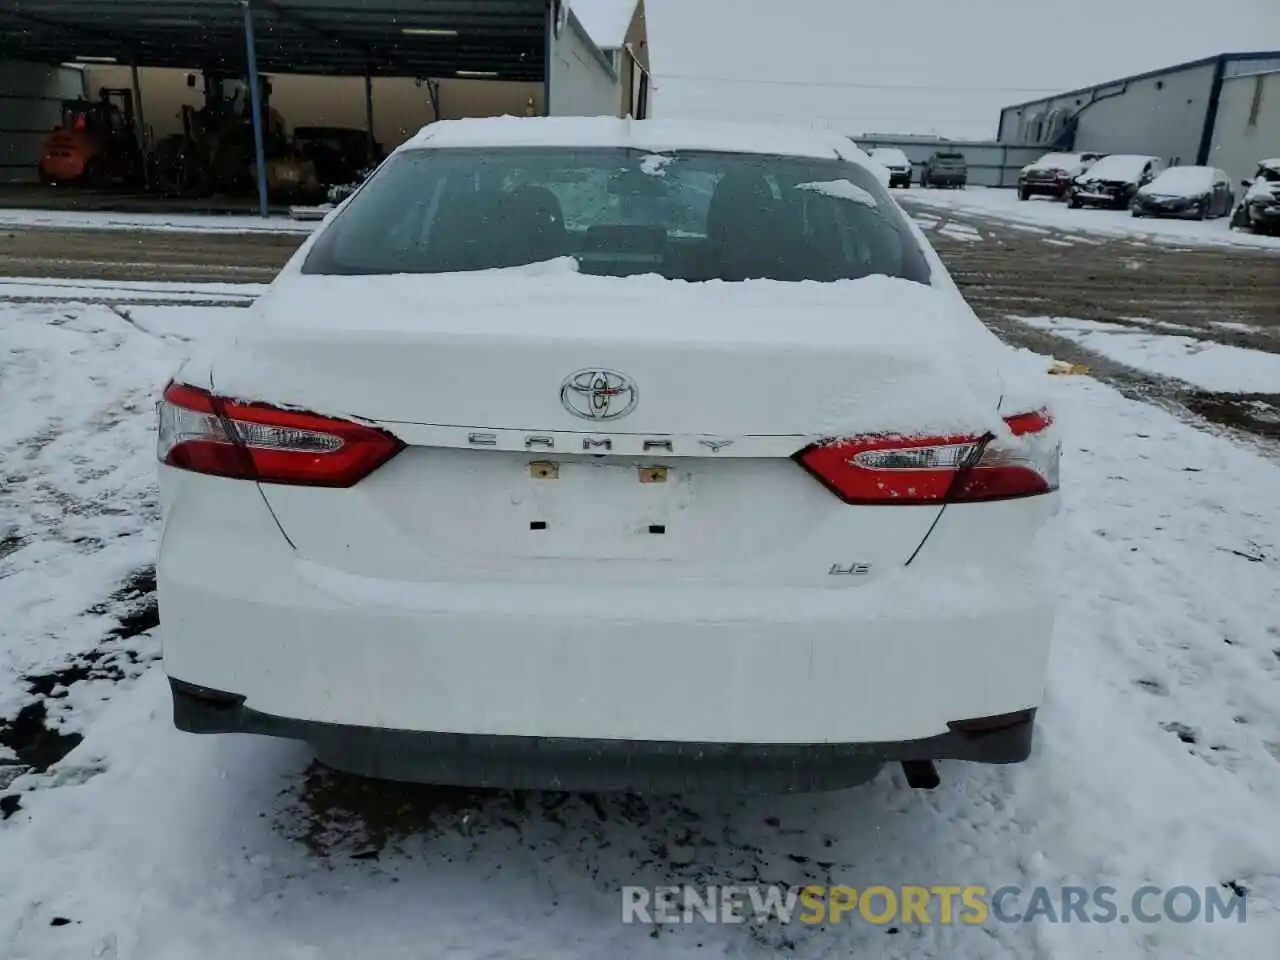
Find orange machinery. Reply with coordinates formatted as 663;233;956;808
39;88;145;186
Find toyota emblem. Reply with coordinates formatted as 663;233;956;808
560;369;638;421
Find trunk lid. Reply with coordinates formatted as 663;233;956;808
208;270;1014;585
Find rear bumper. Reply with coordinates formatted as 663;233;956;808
1133;204;1198;219
159;472;1056;778
1021;180;1069;196
1073;186;1131;206
1244;204;1280;226
172;677;1036;791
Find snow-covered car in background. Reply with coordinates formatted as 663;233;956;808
157;117;1059;794
1230;158;1280;235
1017;151;1105;201
867;147;913;188
1068;154;1165;210
1130;165;1234;220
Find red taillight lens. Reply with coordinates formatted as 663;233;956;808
796;409;1058;505
157;381;403;487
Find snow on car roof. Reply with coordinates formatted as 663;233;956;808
569;0;637;49
1143;166;1215;193
1028;153;1082;168
403;117;868;165
1082;154;1156;180
1261;158;1280;172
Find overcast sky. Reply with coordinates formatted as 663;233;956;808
644;0;1280;139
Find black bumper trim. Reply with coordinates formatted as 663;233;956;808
170;678;1036;793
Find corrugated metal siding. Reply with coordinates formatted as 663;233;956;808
1071;65;1215;166
0;61;85;183
1225;57;1280;79
1208;71;1280;189
547;11;621;117
998;62;1216;166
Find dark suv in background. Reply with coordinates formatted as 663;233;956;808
1018;152;1105;200
920;150;968;189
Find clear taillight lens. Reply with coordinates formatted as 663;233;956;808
157;381;402;487
797;409;1059;505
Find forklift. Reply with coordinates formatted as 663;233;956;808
39;88;146;187
151;72;319;201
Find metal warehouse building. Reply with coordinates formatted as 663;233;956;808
0;0;651;194
998;51;1280;189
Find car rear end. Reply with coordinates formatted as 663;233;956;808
1073;179;1131;208
1244;193;1280;233
158;123;1058;793
1070;155;1153;209
1131;169;1214;219
927;152;968;188
870;149;913;188
1238;163;1280;234
1019;154;1083;199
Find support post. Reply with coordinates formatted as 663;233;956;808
425;78;441;122
241;0;270;218
130;58;151;188
364;69;375;159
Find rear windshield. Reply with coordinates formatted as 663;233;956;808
302;147;931;283
934;153;965;161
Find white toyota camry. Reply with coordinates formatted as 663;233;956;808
158;117;1059;793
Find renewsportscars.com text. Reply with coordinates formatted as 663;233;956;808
622;884;1246;926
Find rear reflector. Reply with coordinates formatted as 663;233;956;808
796;410;1058;505
157;381;402;486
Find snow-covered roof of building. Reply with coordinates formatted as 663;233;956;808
405;116;871;166
569;0;638;49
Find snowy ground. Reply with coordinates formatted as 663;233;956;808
3;292;1280;959
1014;317;1280;394
0;277;265;306
901;187;1280;252
0;208;316;235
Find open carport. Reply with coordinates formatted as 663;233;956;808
0;0;638;211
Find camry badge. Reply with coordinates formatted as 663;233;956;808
560;369;638;421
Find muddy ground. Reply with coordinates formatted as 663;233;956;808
902;205;1280;447
0;226;294;285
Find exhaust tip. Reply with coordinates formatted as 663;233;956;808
901;760;940;790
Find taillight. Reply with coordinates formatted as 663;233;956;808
157;381;402;487
796;409;1058;505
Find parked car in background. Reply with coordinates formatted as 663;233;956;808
920;150;967;189
1017;151;1105;200
867;147;913;188
1067;154;1165;210
1130;166;1234;220
1230;158;1280;235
